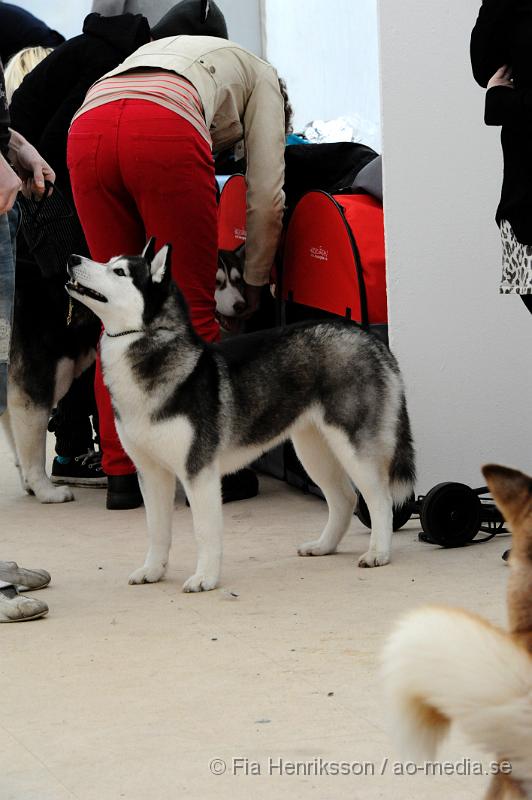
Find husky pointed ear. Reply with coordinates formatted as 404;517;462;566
150;243;172;284
142;237;157;263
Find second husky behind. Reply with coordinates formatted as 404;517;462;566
67;240;415;592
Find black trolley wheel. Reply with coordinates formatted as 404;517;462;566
420;482;482;548
356;491;415;532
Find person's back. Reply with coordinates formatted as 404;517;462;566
9;13;151;193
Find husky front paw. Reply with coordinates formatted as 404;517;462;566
128;563;166;585
34;483;74;504
298;540;335;556
182;573;218;593
358;550;390;568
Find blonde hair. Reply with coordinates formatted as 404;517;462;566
4;46;54;104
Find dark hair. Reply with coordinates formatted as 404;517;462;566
151;0;228;40
278;76;294;135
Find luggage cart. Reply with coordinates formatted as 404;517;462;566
355;482;508;547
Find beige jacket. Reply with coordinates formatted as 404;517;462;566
101;36;286;286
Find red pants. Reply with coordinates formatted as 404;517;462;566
68;100;219;475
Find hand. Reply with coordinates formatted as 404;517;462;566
7;129;55;198
239;282;263;320
0;153;22;213
488;65;513;90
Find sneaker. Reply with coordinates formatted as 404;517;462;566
0;585;49;622
52;450;107;487
107;473;144;510
0;561;51;592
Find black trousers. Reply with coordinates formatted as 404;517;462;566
48;364;99;456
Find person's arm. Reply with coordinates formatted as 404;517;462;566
482;64;532;126
241;68;286;304
0;153;21;214
470;0;518;87
9;38;80;147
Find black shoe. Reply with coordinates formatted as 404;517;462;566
106;473;144;510
51;450;107;487
186;469;259;506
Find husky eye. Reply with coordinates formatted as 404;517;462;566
113;268;127;277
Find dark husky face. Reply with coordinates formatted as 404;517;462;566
66;238;172;332
215;244;246;317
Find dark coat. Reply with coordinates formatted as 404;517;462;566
471;0;532;243
0;2;64;65
9;12;151;196
0;61;10;158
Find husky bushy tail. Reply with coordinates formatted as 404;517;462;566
388;396;416;508
382;465;532;799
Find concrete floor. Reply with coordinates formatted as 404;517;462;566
0;435;510;800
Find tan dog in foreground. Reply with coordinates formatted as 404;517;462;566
382;465;532;799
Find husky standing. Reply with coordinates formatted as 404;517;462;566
66;239;415;592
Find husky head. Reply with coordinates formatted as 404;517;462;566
215;244;246;317
66;238;172;334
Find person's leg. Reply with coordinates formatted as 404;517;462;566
118;103;219;343
68;103;145;479
117;104;260;503
49;366;107;487
50;369;96;457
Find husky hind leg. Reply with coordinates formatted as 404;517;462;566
128;456;177;586
182;464;223;593
292;424;357;556
7;382;73;503
321;425;394;567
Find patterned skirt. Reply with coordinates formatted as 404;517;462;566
500;219;532;294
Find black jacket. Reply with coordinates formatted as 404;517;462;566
9;13;150;195
471;0;532;243
0;61;9;159
0;2;64;65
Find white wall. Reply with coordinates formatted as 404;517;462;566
264;0;380;144
379;0;532;492
220;0;262;56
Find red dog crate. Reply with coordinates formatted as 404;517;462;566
281;191;387;331
217;173;247;250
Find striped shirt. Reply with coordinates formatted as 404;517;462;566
71;69;211;144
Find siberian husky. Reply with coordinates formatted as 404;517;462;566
382;465;532;799
66;239;416;592
1;250;99;504
1;245;252;504
215;245;246;318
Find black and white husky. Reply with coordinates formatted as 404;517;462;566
1;252;99;504
66;240;416;592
